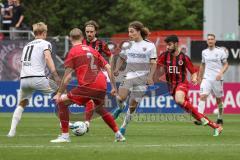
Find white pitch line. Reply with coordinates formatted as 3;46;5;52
0;134;56;137
1;144;240;149
0;145;63;148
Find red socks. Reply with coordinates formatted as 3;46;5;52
95;106;119;133
182;100;203;121
182;100;219;129
85;100;95;122
57;102;69;133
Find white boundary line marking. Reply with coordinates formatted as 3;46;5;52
0;144;240;149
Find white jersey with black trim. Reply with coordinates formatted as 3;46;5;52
201;47;228;80
20;39;52;78
119;40;157;79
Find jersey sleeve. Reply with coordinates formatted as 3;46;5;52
64;49;75;69
150;45;157;59
96;51;108;68
119;49;128;60
157;52;165;65
101;41;112;57
185;55;197;74
43;41;52;53
201;51;205;63
221;49;228;63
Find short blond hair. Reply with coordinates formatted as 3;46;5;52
207;33;216;39
69;28;83;40
32;22;48;36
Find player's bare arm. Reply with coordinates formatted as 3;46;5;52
113;56;125;76
185;56;198;85
198;63;205;84
104;64;117;96
109;54;114;70
53;67;73;103
216;62;229;81
191;72;198;85
147;58;157;85
44;50;61;85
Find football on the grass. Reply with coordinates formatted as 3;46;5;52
71;121;87;136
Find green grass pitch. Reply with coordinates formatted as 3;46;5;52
0;113;240;160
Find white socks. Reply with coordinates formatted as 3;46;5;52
9;106;24;133
121;109;132;128
198;100;206;114
62;133;69;138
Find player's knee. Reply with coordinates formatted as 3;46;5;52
216;98;222;105
129;98;138;106
129;106;136;113
59;94;71;105
19;99;29;108
175;97;184;105
116;95;125;102
95;105;106;116
200;95;208;101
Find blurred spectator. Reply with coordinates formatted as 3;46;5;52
1;0;13;38
10;0;24;40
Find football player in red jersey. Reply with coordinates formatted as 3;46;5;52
81;20;113;130
50;28;125;143
157;35;222;136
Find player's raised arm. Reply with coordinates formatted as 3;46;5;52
44;50;61;84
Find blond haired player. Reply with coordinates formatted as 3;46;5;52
7;22;60;137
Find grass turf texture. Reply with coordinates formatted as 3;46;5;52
0;113;240;160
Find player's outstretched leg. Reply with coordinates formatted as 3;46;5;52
112;95;126;119
120;108;133;135
194;94;207;125
95;105;125;142
181;100;223;136
51;101;71;143
7;99;28;137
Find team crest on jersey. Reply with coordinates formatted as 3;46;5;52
178;60;184;65
143;47;147;51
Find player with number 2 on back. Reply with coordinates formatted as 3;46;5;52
7;22;61;137
51;28;125;143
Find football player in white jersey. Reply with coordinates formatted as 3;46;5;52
112;21;157;135
196;34;228;125
7;22;60;137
